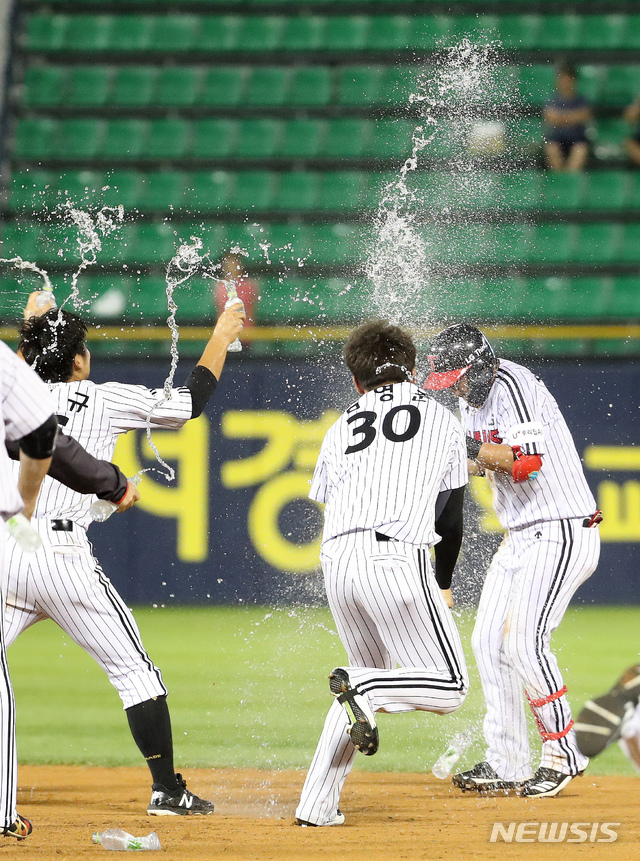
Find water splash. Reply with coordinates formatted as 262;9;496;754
64;203;124;312
0;256;54;294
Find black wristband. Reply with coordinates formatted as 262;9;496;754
466;436;482;461
19;414;58;459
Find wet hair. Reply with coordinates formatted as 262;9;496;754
344;320;416;391
19;309;88;383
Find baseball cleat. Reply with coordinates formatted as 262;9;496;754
575;664;640;758
519;767;582;798
147;774;214;816
3;813;32;839
329;668;379;756
295;810;345;827
452;761;523;794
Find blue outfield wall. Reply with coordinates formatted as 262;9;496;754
88;357;640;606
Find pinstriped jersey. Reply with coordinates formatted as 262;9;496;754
0;341;55;518
13;379;192;528
310;381;468;546
459;359;595;529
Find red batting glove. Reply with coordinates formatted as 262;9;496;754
512;445;542;483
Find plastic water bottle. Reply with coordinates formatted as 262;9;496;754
224;296;244;352
5;513;41;552
92;829;161;851
89;474;142;523
34;289;56;310
431;731;473;779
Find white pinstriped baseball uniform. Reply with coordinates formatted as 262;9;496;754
462;360;600;781
296;382;469;826
6;379;192;710
0;342;55;830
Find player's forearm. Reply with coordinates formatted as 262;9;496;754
195;303;245;382
474;442;515;474
18;451;52;518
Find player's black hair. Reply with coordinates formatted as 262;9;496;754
19;309;88;383
344;320;416;391
557;63;577;79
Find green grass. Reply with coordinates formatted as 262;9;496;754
8;605;640;776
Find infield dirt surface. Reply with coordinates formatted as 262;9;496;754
1;765;637;860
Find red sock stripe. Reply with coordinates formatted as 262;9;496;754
526;685;568;709
540;720;574;742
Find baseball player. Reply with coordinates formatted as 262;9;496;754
575;663;640;772
10;292;244;815
295;320;468;827
424;323;601;798
0;339;58;839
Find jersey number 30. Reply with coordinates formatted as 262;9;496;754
345;406;421;454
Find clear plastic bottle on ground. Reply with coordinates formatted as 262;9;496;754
92;828;161;851
431;731;473;779
5;513;41;552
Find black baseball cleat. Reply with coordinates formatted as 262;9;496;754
520;767;582;798
3;813;32;839
294;811;345;827
329;668;379;756
452;761;523;794
575;664;640;757
147;774;214;816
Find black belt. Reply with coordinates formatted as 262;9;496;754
51;520;73;532
375;532;392;542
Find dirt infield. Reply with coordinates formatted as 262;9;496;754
1;766;638;860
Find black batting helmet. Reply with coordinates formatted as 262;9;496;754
424;323;497;407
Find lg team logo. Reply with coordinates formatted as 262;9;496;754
490;822;620;843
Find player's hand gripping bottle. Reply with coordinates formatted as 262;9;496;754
89;474;142;523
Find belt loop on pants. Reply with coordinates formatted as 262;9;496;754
51;520;74;531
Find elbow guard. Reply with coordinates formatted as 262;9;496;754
20;414;58;459
512;446;542;483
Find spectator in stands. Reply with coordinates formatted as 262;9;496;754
623;94;640;166
543;65;592;172
215;253;259;330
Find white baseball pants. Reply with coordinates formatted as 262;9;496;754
0;523;18;830
5;520;166;710
296;530;468;825
472;518;600;782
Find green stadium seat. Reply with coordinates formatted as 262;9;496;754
622;17;640;49
56;119;103;159
497;15;542;49
537;15;582;50
409;15;453;49
109;15;154;52
324;119;369;157
379;66;419;105
578;65;607;104
54;169;107;208
576;224;622;263
619;224;640;262
501;171;542;209
25;14;67;51
65;66;111;107
102;170;143;209
582;172;628;210
289;67;331;106
518;65;555;106
110;67;156;106
133;222;177;264
271;172;318;210
193;15;241;51
246;67;290;106
280;119;324;157
197;223;230;260
225;223;267;262
601;66;640;107
580;14;627;50
324;16;369;50
148;14;198;51
183;170;232;209
199;67;246;106
624;173;640;208
337;66;381;106
100;119;146;159
452;14;499;43
282;15;325;51
564;278;610;319
189;119;237;158
1;222;42;262
594;118;628;155
530;224;576;264
23;66;65;107
146;118;189;159
316;171;366;211
139;171;187;210
237;15;285;50
229;171;275;210
13;118;56;159
63;14;115;51
236;119;280;157
367;15;411;50
609;276;640;316
7;170;56;211
368;118;414;158
154;67;201;107
540;172;584;211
